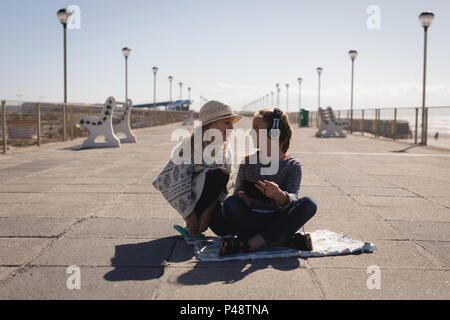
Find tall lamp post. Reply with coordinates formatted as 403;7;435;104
57;8;71;104
271;91;274;108
348;50;358;134
297;77;303;127
316;67;323;110
57;8;72;141
188;87;191;109
419;11;435;146
285;84;290;112
152;67;158;108
276;83;280;108
122;47;131;100
179;82;183;100
168;76;173;103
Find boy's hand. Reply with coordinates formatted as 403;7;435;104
238;191;254;207
255;180;288;206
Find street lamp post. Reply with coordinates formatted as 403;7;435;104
285;84;289;112
271;91;274;108
57;8;72;141
276;83;280;108
419;11;435;146
297;77;303;127
168;76;173;103
188;87;191;109
122;47;131;100
348;50;358;134
179;82;183;100
316;67;323;110
152;67;158;108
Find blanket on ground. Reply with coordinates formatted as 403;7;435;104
173;225;377;262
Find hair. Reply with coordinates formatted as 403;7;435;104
255;108;292;153
244;108;292;165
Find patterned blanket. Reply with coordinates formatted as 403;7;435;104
173;225;377;262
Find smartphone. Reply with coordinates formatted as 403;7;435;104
243;180;271;202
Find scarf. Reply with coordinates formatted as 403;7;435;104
152;136;233;219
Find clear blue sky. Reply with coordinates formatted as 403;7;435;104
1;0;449;111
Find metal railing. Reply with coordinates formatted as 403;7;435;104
308;106;450;149
1;99;195;154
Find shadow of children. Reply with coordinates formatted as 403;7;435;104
104;236;189;282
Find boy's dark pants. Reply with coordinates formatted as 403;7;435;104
223;195;317;244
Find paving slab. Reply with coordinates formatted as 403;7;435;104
306;216;405;240
65;217;183;239
0;217;77;237
388;220;450;241
306;240;441;270
364;205;450;222
0;238;52;266
0;202;104;219
32;237;176;267
0;184;59;193
416;241;450;268
0;266;161;299
94;202;181;219
154;266;322;300
0;267;17;281
313;268;450;300
0;193;44;203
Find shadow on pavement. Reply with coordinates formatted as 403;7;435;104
176;257;301;285
104;236;302;284
104;236;185;282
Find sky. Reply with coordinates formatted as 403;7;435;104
0;0;449;111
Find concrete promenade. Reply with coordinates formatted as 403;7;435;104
0;117;449;299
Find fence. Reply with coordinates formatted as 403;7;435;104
1;99;196;154
307;106;450;149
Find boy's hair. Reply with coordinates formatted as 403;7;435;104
254;108;292;153
244;108;292;165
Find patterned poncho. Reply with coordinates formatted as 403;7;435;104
152;136;233;219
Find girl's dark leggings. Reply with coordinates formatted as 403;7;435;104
193;167;235;236
223;194;317;244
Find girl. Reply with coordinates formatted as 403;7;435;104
152;100;241;238
220;108;317;255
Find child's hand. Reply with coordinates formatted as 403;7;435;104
184;213;201;238
238;191;254;207
254;180;282;199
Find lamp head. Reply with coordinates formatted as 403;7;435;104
316;67;323;75
57;8;72;25
348;50;358;60
297;77;303;84
152;66;158;74
419;11;435;28
122;47;131;58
